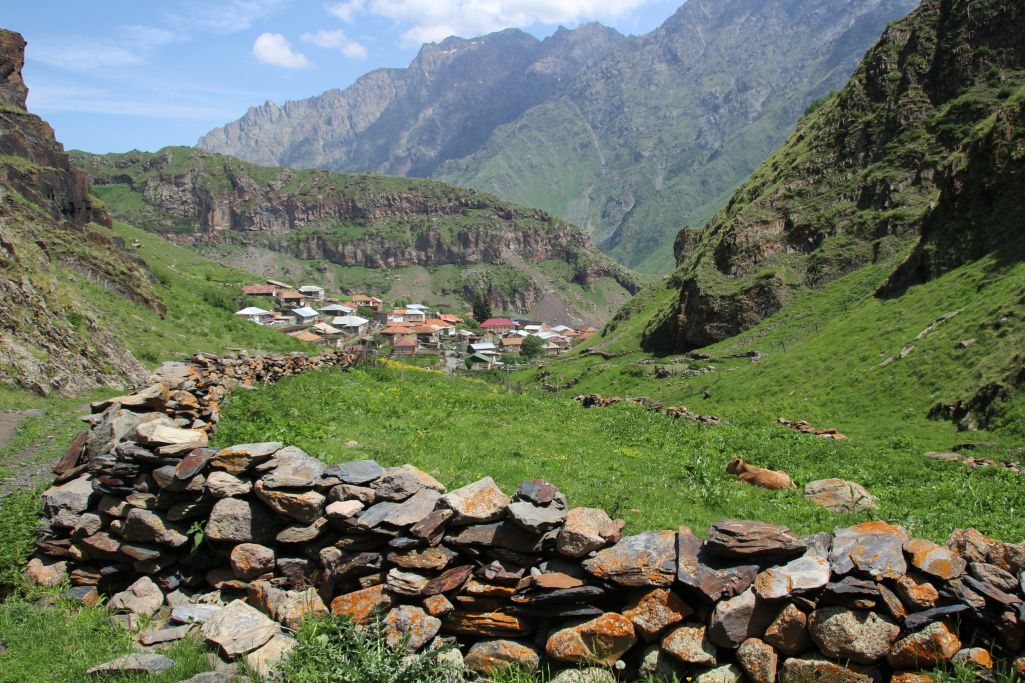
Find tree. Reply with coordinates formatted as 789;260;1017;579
471;290;492;323
356;305;375;320
520;335;545;360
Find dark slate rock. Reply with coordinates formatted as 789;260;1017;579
446;522;543;554
583;531;677;587
410;509;454;547
327;459;384;485
175;447;217;480
818;576;880;610
677;528;759;602
829;521;908;580
422;565;474;596
510;586;606;605
904;604;971;631
261;446;326;489
507;604;604;619
514;480;561;506
963;575;1022;606
706;520;806;560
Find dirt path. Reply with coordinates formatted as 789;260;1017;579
0;409;54;501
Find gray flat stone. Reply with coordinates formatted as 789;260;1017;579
86;653;175;676
357;488;442;529
201;599;279;657
171;604;223;624
327;459;384;485
260;446;326;488
507;501;565;533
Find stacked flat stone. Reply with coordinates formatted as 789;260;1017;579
26;351;1025;681
574;393;722;425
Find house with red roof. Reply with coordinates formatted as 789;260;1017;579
480;317;518;334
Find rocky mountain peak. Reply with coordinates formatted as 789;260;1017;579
0;29;28;110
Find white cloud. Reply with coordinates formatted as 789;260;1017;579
28;82;237;119
184;0;287;34
253;33;312;68
28;24;182;73
342;42;368;58
327;0;365;23
336;0;656;44
301;29;368;58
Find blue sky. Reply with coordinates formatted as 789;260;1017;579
6;0;683;154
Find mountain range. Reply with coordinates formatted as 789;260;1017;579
199;0;919;272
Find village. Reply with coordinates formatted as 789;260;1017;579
233;279;598;371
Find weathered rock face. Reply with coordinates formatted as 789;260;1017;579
645;0;1025;353
0;30;161;396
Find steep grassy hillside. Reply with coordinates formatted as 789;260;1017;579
74;147;640;326
647;0;1025;353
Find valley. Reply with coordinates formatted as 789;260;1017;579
1;0;1025;680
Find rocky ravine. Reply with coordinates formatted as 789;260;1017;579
28;349;1025;680
75;147;641;320
643;0;1025;353
0;29;160;395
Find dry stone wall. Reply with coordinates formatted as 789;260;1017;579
27;351;1025;681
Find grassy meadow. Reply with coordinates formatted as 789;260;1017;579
213;364;1025;542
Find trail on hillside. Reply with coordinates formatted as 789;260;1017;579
0;409;60;501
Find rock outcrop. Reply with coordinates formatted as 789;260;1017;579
28;349;1025;680
0;29;162;395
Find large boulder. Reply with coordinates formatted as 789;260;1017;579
808;607;900;665
201;599;280;657
464;640;540;674
205;497;278;543
803;479;877;513
545;613;637;665
439;477;510;524
583;531;677;587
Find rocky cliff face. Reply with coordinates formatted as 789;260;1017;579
643;0;1025;353
75;147;641;321
0;29;159;395
198;24;625;178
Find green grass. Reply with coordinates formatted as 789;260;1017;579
213;365;1025;541
529;243;1025;446
0;600;213;683
101;222;309;366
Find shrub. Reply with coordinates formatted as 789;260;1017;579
0;488;42;596
274;614;459;683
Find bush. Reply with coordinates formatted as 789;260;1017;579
274;614;459;683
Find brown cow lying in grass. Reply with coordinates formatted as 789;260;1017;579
726;458;796;490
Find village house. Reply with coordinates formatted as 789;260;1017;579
406;303;430;313
291;306;320;325
481;317;518;334
299;285;325;302
310;322;344;338
351;294;383;311
266;278;293;290
234;306;273;324
392;334;419;356
466;352;496;370
468;341;498;356
403;309;427;324
290;330;324;345
499;336;524;355
439;313;463;324
332;315;370;336
319;303;354;316
424;319;456;337
277;290;305;307
242;284;277;297
408;325;439;344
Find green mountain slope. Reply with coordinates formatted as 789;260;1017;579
74;147;641;326
435;0;919;271
520;0;1025;441
644;0;1024;352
